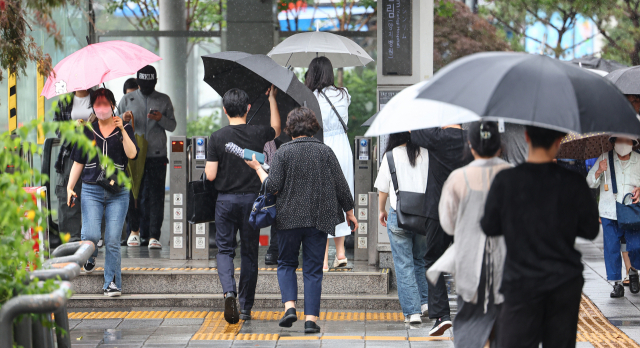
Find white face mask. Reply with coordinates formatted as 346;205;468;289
615;143;633;157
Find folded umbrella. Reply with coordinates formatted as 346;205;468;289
41;40;161;99
202;51;323;141
366;52;640;137
267;30;373;68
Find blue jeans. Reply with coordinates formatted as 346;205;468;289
602;217;640;281
277;227;327;317
387;208;429;316
81;183;129;290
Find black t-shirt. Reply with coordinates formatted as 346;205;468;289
411;128;473;220
481;163;600;297
207;124;276;193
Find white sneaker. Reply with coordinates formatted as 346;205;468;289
421;304;429;317
148;238;162;249
127;234;140;247
409;314;422;324
97;239;104;248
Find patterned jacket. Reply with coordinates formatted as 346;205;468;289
265;137;354;235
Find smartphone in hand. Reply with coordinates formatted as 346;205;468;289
350;221;356;232
70;195;77;208
149;109;159;114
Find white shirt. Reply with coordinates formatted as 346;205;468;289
314;87;351;137
587;151;640;220
374;146;429;210
71;94;92;121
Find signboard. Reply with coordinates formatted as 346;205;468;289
382;0;412;76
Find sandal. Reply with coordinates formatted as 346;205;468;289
127;234;140;247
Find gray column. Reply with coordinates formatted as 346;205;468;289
159;0;187;136
187;45;199;122
224;0;276;54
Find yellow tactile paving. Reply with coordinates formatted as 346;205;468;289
165;311;208;319
123;311;169;319
191;311;243;340
578;295;640;348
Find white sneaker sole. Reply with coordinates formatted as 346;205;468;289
148;244;162;249
429;321;452;336
107;291;121;297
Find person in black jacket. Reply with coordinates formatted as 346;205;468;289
245;107;357;334
410;126;473;336
481;126;599;348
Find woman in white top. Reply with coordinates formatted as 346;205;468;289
374;132;430;324
429;121;510;348
305;57;354;271
587;134;640;298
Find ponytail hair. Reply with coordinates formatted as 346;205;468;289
468;121;501;157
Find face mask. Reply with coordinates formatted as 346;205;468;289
615;143;633;157
139;85;155;96
94;106;113;120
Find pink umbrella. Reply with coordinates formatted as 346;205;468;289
41;40;161;99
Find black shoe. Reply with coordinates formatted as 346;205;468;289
630;269;640;294
239;310;251;321
264;252;278;265
429;315;452;336
83;259;96;273
304;321;320;334
103;281;121;297
224;292;239;324
279;308;297;328
611;283;625;298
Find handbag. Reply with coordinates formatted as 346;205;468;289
319;89;348;133
387;150;428;235
187;172;218;224
93;135;121;194
248;178;277;230
609;150;640;230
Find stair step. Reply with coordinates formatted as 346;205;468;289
72;268;390;295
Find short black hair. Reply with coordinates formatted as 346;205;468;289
285;107;321;138
123;78;139;94
468;121;501;157
525;125;566;149
223;88;250;118
90;88;117;108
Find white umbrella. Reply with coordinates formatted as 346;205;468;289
364;81;480;137
267;30;373;68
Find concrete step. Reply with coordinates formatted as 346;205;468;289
72;268;391;295
68;292;457;311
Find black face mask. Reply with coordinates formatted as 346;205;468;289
139;85;155;96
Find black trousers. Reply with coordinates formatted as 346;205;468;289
267;226;279;254
424;218;453;319
55;154;83;242
496;277;584;348
215;193;260;311
139;157;167;240
127;191;140;232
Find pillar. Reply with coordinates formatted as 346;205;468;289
159;0;187;136
224;0;277;54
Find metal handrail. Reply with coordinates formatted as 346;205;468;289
30;262;80;282
44;241;94;268
0;281;72;348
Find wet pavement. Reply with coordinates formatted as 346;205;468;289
66;230;640;347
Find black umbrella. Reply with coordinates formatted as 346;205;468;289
361;112;378;127
605;66;640;95
569;54;627;73
202;51;323;141
415;52;640;136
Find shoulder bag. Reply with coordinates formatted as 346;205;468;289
249;178;277;230
387;150;428;235
187;172;218;224
609;150;640;231
319;89;348;133
92;131;122;194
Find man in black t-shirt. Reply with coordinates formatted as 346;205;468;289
411;126;473;336
205;88;280;324
481;126;599;348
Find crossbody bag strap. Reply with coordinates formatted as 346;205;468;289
386;150;399;194
609;150;618;195
319;89;348;133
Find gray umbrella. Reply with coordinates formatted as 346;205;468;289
202;51;323;141
416;52;640;136
570;54;627;73
605;66;640;95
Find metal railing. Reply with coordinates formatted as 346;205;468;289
0;241;94;348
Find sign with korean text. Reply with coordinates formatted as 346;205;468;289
382;0;412;76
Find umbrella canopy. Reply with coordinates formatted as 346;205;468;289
569;54;627;73
557;133;612;160
361;112;378;127
267;31;373;68
605;66;640;95
367;52;640;137
41;41;161;99
202;51;323;141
